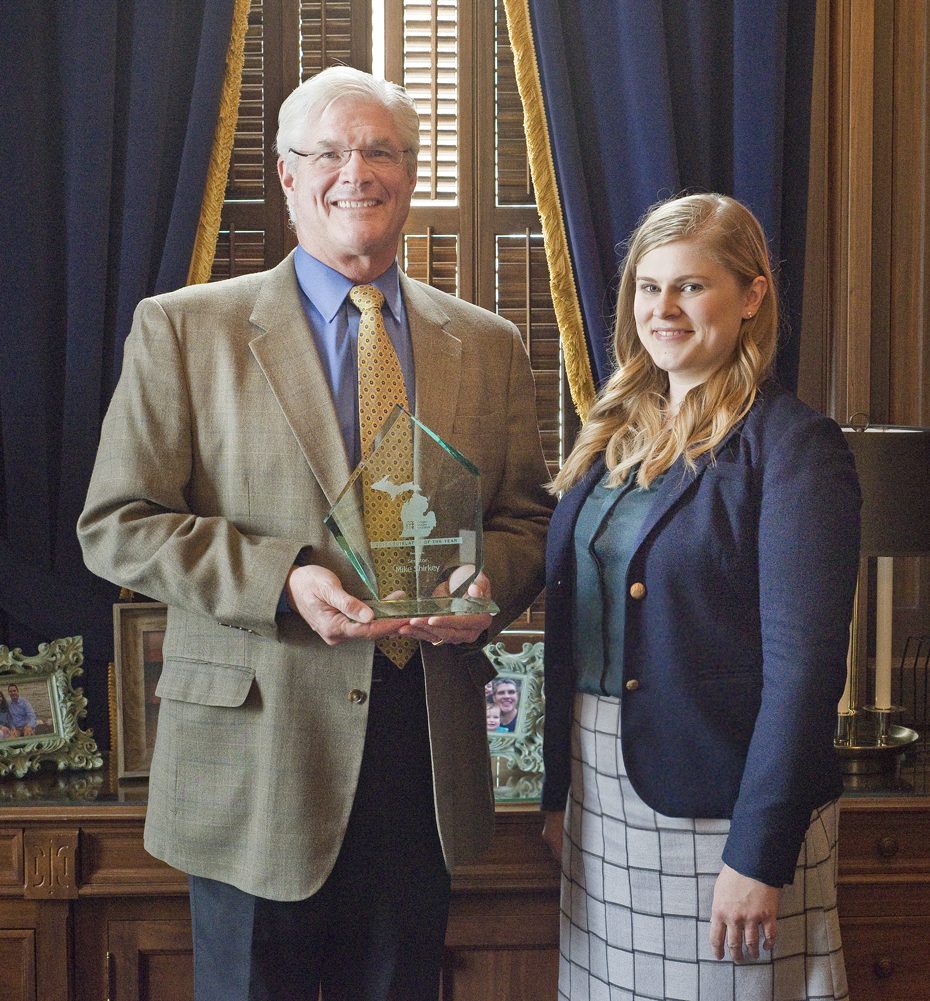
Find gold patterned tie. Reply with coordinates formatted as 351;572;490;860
350;284;418;668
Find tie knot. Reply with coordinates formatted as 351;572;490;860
349;284;385;312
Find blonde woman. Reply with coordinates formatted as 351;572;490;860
541;194;860;1000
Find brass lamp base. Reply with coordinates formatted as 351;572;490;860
834;710;919;774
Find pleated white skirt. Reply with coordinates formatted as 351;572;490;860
558;694;848;1001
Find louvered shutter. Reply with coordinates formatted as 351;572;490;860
210;1;267;280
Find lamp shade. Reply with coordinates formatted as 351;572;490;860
842;425;930;555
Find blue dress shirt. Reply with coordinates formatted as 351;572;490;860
6;695;37;730
293;247;415;468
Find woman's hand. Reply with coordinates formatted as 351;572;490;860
542;810;565;862
709;864;780;961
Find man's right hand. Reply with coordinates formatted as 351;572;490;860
286;564;410;645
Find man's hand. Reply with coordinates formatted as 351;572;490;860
541;809;565;862
286;564;410;645
402;568;494;646
709;863;780;961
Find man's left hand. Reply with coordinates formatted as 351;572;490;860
401;568;493;646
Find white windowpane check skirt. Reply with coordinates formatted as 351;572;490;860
558;693;848;1001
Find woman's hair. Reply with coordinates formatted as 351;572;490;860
275;66;421;179
552;192;778;493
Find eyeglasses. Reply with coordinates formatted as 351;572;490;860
289;146;410;170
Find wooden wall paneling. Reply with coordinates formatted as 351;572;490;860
870;0;894;425
824;0;852;419
842;0;875;424
889;0;930;427
883;1;930;659
799;0;831;414
804;1;930;669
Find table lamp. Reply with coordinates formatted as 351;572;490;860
835;421;930;769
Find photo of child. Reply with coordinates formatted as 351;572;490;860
486;704;507;733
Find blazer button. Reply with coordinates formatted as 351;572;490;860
625;679;640;692
348;689;367;704
629;581;647;600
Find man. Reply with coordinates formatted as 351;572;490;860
490;678;520;732
78;66;551;1001
5;684;37;736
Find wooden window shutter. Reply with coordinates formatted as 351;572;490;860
211;0;371;283
210;1;267;281
299;1;370;80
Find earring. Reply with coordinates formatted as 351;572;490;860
744;312;755;319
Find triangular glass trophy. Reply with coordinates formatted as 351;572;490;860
325;406;500;618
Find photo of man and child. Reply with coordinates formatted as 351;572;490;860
485;677;522;735
0;680;54;740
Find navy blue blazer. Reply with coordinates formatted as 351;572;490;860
541;382;861;886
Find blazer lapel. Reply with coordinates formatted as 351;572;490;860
552;416;749;579
402;275;461;442
629;455;709;555
629;418;747;555
548;458;604;581
248;252;352;508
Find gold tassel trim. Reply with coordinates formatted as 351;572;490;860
186;0;251;285
502;0;596;422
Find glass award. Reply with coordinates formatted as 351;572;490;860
325;406;500;618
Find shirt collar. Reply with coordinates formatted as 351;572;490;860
294;246;402;323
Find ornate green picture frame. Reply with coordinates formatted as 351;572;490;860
0;636;102;779
483;641;544;802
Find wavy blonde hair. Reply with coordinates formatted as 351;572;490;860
552;193;778;493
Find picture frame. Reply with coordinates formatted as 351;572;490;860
112;602;166;779
0;635;102;779
483;641;544;802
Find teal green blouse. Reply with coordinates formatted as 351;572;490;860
572;469;664;696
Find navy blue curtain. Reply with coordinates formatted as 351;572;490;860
0;1;235;743
530;0;816;390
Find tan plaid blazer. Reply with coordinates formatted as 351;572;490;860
78;252;552;900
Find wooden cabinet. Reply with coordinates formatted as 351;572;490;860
0;798;191;1001
0;793;559;1001
1;778;929;1000
838;799;930;999
71;898;193;1001
0;898;69;1001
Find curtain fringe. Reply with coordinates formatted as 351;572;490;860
186;0;251;286
502;0;596;422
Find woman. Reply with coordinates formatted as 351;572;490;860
0;693;15;738
541;194;860;1000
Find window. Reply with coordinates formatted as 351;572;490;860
213;0;578;638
